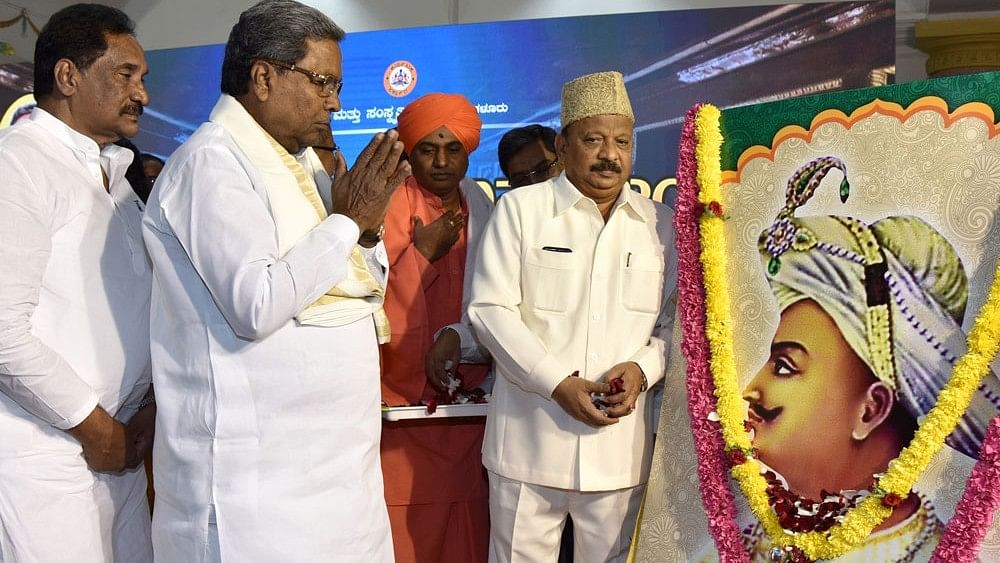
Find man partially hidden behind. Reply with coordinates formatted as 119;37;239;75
142;0;407;560
0;4;154;561
470;71;677;562
380;93;493;562
498;124;562;189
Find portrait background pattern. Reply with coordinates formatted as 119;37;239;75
636;71;1000;562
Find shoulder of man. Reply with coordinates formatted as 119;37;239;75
147;122;254;207
0;120;72;200
499;177;558;206
460;177;493;204
159;122;245;176
488;182;554;229
630;193;677;248
0;118;51;156
634;193;674;221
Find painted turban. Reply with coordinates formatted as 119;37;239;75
396;93;481;155
758;156;1000;459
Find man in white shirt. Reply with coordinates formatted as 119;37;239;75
0;4;154;562
142;1;408;560
469;71;677;563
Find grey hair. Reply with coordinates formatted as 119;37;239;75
220;0;345;97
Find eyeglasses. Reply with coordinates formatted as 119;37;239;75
509;158;559;187
262;59;343;97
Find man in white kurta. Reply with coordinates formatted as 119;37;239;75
0;5;154;562
469;71;677;563
142;2;408;561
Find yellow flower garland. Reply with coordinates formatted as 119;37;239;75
693;103;1000;560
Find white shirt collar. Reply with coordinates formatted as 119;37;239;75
29;107;134;170
552;171;653;222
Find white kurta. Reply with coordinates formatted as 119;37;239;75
469;174;677;492
142;96;392;562
0;108;152;562
441;178;495;363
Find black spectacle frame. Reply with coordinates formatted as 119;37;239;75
262;59;343;97
509;158;559;187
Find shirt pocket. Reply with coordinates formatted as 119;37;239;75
621;253;664;315
524;247;580;313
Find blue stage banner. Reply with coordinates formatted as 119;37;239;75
123;1;894;203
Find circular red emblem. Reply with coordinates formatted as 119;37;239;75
383;61;417;98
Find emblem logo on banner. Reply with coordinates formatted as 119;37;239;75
384;61;417;97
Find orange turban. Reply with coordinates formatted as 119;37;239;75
397;93;482;155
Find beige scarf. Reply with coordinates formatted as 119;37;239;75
209;95;390;342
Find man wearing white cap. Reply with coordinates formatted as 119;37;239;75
469;71;677;562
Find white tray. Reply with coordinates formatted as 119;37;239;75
382;403;488;421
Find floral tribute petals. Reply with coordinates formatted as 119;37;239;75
881;492;904;508
608;377;625;395
675;103;748;562
930;415;1000;562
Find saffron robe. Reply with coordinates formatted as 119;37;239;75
380;176;493;563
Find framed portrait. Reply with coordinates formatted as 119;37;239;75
636;71;1000;563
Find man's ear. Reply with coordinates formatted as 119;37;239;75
555;130;567;160
249;60;273;102
852;381;894;441
52;59;79;97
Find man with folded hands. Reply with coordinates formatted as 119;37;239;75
141;1;407;560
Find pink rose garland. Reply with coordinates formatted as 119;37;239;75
930;415;1000;562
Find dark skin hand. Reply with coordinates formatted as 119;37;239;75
602;362;644;418
425;327;461;392
68;405;132;473
551;371;616;427
124;403;156;469
414;210;464;262
331;130;411;244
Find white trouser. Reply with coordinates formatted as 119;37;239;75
0;419;152;563
488;471;643;563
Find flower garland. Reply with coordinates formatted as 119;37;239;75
930;415;1000;562
675;104;748;562
679;102;1000;561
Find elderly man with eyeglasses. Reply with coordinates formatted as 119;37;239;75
141;0;407;560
